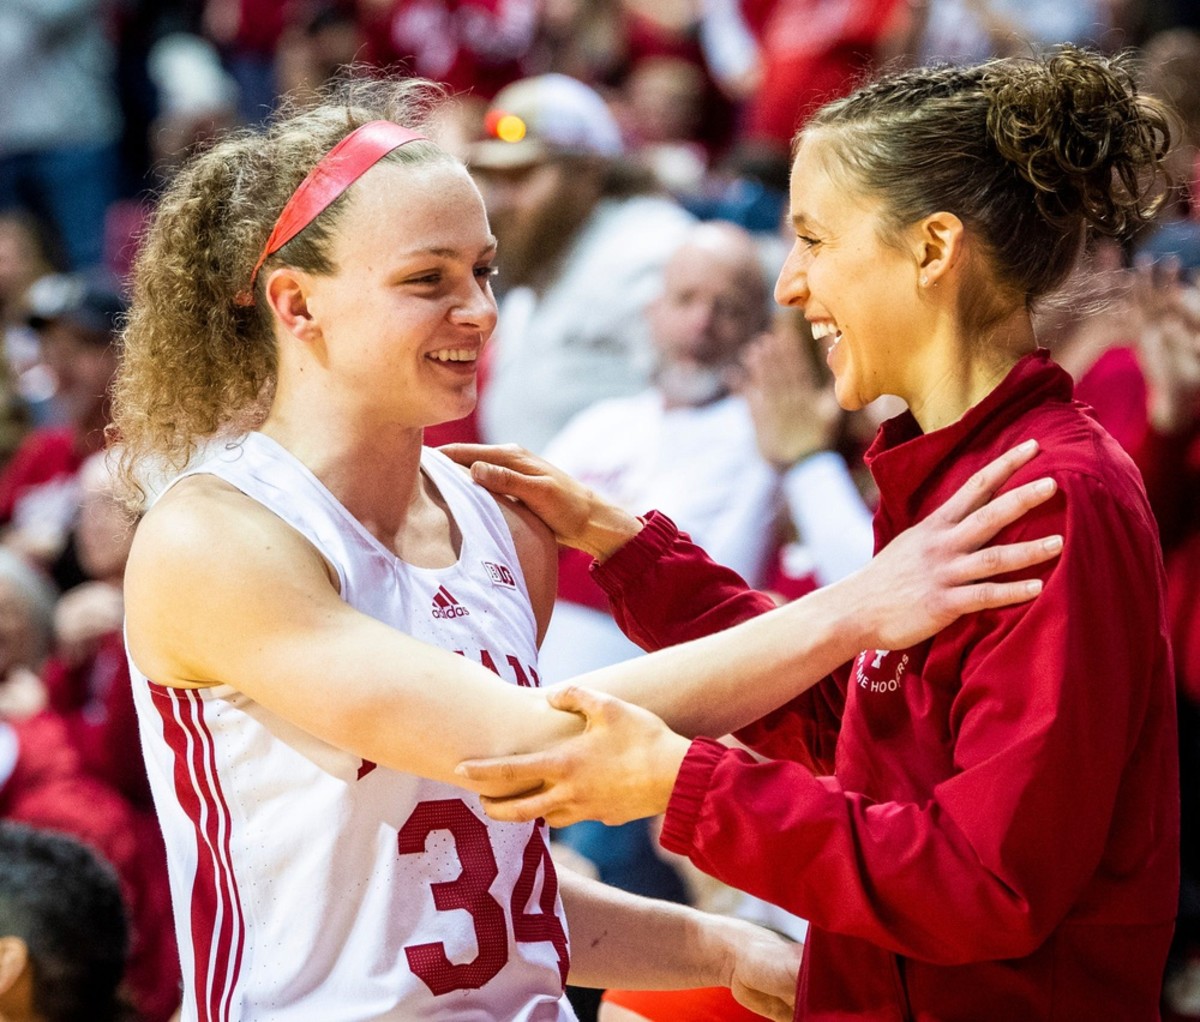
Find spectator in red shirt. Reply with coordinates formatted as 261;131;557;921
0;275;124;591
451;46;1178;1021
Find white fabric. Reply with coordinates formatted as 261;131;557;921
780;451;874;586
129;433;574;1022
537;391;780;681
479;196;694;454
0;722;17;791
918;0;1110;63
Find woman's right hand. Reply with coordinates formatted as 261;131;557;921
440;443;643;561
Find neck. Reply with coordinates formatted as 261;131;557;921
903;306;1037;433
260;400;427;541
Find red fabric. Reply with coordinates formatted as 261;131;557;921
761;548;820;603
556;546;608;612
244;121;427;300
596;350;1178;1020
1073;343;1200;552
232;0;291;53
0;427;86;523
746;0;907;146
601;985;765;1020
1072;345;1148;454
360;0;539;99
1169;532;1200;707
42;630;153;812
0;713;179;1022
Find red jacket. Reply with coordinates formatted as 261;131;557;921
594;350;1178;1020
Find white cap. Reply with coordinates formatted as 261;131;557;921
470;74;623;169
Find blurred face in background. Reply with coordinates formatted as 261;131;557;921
648;224;769;407
75;452;135;583
0;578;42;679
473;156;602;289
36;323;117;430
0;215;53;314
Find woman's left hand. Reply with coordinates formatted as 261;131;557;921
456;686;692;827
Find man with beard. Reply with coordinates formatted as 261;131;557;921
466;73;695;454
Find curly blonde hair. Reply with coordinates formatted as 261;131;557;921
801;46;1172;332
111;74;456;506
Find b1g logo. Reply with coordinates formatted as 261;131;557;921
855;648;910;693
431;585;470;619
482;560;516;589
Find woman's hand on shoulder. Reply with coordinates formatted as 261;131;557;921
843;439;1064;651
440;443;643;561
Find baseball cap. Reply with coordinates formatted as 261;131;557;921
469;73;624;170
26;274;127;341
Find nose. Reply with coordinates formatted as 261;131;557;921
774;241;810;308
450;276;499;337
681;297;717;339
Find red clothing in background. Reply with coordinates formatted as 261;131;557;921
594;350;1178;1020
744;0;908;147
42;629;153;811
0;426;87;523
359;0;538;98
602;985;765;1020
0;713;179;1022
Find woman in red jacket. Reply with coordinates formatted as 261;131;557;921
450;45;1179;1020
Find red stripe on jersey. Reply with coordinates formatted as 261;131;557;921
152;685;245;1020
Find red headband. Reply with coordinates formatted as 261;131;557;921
235;120;429;306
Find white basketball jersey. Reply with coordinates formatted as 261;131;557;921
129;433;575;1022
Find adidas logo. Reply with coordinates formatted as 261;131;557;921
431;585;470;619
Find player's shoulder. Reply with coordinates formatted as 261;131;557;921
132;473;323;585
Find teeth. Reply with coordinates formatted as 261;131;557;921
429;349;475;362
810;321;841;341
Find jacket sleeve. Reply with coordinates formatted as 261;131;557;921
592;510;847;769
660;471;1175;964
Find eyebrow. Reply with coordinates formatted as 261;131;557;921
401;238;498;259
791;212;825;233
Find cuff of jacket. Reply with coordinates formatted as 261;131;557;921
660;736;727;856
591;509;680;599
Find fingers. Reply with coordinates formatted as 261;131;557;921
546;683;608;719
935;440;1039;524
457;751;558;789
478;789;565;824
732;986;794;1022
938;577;1045;616
949;534;1063;584
438;442;530;471
951;476;1057;548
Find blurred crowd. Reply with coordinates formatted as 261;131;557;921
0;0;1198;1019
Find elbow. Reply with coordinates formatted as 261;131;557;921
901;893;1054;966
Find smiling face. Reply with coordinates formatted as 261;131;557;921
774;134;925;412
290;159;499;428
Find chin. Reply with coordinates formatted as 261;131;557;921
426;394;477;429
832;378;866;413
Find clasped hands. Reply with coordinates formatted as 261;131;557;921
456;685;692;829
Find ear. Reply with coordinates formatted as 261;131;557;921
264;267;321;344
912;211;965;288
0;935;29;995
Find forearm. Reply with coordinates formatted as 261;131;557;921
575;573;869;738
559;867;742;990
